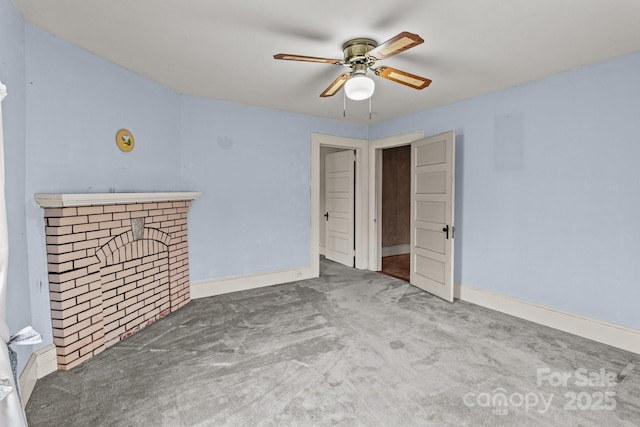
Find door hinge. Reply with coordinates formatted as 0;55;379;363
442;225;456;239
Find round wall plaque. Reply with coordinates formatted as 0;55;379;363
116;129;135;152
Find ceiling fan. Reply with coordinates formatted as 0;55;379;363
274;31;431;101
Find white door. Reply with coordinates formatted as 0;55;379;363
325;150;355;267
410;131;455;302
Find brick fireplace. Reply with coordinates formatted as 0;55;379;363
35;192;201;370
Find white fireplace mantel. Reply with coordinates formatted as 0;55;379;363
34;192;202;208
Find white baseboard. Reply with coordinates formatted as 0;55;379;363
382;244;410;257
190;267;316;299
19;343;57;407
455;283;640;355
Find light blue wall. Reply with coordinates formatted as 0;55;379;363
0;0;32;373
24;26;183;194
180;96;366;280
371;52;640;330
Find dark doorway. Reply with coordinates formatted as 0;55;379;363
380;145;410;282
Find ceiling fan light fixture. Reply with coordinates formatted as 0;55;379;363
344;75;375;101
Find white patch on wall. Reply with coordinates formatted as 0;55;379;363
494;113;524;171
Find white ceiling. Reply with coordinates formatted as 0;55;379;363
14;0;640;124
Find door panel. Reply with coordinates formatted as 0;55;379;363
416;201;446;224
416;170;447;194
327;197;349;213
325;150;355;267
415;140;447;165
328;176;350;191
331;217;350;234
410;131;455;302
415;228;446;254
415;254;446;284
327;235;352;255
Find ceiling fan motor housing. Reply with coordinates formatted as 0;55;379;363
342;38;377;65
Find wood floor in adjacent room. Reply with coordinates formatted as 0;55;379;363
26;259;640;426
381;253;410;282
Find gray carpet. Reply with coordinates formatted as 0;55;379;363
26;259;640;426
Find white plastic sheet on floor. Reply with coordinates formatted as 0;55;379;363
0;80;29;427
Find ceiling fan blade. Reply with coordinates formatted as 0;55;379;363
367;31;424;61
320;73;350;97
274;53;342;64
375;67;432;90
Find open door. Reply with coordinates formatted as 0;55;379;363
410;131;455;301
325;150;355;267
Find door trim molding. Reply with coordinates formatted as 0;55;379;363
456;283;640;355
311;133;368;275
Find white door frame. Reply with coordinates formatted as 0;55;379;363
368;130;424;271
311;133;369;276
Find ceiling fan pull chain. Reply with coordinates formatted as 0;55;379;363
369;96;372;120
343;91;346;117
